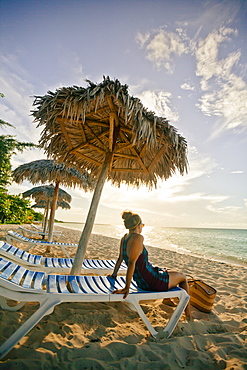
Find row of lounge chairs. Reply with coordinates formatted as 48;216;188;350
6;230;76;258
19;226;63;239
0;241;127;274
30;223;63;234
19;225;63;238
0;235;190;359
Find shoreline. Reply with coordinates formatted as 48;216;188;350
56;223;247;270
57;221;247;231
0;224;247;369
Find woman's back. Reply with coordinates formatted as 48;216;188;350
122;234;169;291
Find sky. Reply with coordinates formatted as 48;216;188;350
0;0;246;229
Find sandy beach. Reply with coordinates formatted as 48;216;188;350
0;224;246;369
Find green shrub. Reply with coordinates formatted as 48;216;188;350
0;190;43;224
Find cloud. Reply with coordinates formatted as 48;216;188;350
197;76;247;136
194;26;247;135
135;31;150;48
10;149;45;171
180;82;195;91
167;193;229;204
207;204;241;214
176;0;243;34
136;28;189;73
0;53;42;143
8;182;30;196
137;19;247;136
137;90;179;122
195;27;239;87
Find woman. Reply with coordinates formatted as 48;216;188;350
112;210;191;319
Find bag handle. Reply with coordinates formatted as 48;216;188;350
187;274;197;281
187;275;202;284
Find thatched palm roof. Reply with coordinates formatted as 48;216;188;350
32;200;71;210
33;76;188;189
12;159;93;190
22;185;71;203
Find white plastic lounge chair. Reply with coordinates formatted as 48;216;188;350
6;230;77;258
19;225;62;238
0;241;127;275
31;223;61;235
31;223;62;235
30;223;43;230
0;257;190;359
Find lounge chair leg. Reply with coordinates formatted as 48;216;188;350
162;290;190;338
24;243;35;251
0;297;60;359
5;236;12;244
125;290;190;338
60;246;71;258
125;297;158;337
0;297;26;311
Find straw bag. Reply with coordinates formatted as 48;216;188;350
188;279;217;313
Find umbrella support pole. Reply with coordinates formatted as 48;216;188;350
47;181;60;245
42;204;49;239
71;153;112;275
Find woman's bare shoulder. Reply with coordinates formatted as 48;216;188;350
129;233;144;242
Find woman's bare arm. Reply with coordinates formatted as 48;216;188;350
110;237;124;278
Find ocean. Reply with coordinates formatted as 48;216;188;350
56;222;247;268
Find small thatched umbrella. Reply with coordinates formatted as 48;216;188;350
12;159;93;241
23;185;72;246
32;200;71;234
23;184;71;202
32;200;71;210
32;76;188;274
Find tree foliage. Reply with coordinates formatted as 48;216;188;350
0;189;42;224
0;119;14;128
0;134;36;189
0;95;42;223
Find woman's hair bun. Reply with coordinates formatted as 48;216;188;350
121;210;133;220
121;210;142;230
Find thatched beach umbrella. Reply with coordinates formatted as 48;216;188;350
32;76;188;274
22;185;72;245
32;200;71;235
32;199;71;223
22;184;71;202
12;159;93;241
32;200;71;210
